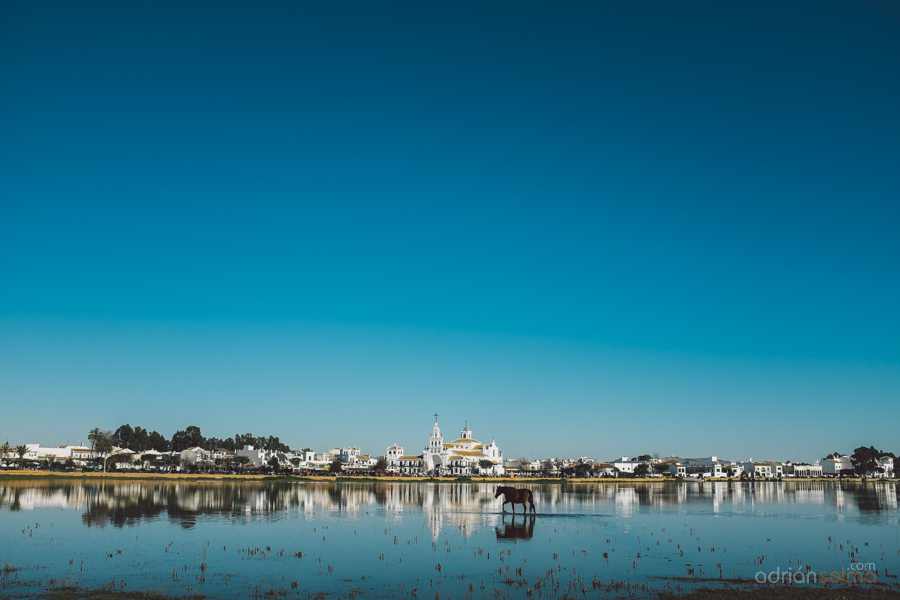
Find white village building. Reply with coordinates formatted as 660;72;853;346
423;418;504;476
234;445;273;467
783;461;823;477
821;455;854;477
385;417;505;477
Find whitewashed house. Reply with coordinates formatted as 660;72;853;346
336;446;362;464
821;455;854;477
503;459;540;476
659;459;686;477
737;459;775;478
783;461;823;477
397;455;425;475
384;444;405;472
681;456;728;478
23;444;96;464
611;457;649;476
592;462;618;477
876;456;895;478
180;446;205;465
234;445;272;467
765;461;784;477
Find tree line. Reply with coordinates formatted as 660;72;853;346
109;424;292;454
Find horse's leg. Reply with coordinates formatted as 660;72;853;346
502;499;507;513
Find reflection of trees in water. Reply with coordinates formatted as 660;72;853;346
327;484;343;507
845;482;897;512
82;488;164;528
6;487;22;512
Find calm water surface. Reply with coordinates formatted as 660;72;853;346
1;480;898;599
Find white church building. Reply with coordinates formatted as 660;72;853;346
387;416;504;477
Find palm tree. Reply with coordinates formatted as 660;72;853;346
93;432;114;473
0;442;12;468
234;455;251;474
88;428;102;461
15;445;29;470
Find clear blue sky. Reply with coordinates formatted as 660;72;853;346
2;1;898;463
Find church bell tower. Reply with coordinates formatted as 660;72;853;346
428;413;444;453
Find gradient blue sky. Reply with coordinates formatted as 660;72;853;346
2;1;898;463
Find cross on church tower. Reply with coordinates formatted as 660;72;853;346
434;412;439;424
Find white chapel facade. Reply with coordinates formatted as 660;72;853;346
385;416;505;477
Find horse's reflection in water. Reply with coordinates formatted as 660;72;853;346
495;514;536;541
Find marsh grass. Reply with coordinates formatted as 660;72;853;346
0;586;206;600
655;586;900;600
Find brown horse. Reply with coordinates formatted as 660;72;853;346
495;485;536;514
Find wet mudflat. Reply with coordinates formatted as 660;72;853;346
1;480;898;599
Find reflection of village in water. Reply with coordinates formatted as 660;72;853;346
1;480;897;536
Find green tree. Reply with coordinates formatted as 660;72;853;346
15;445;29;469
132;426;150;451
268;455;281;474
205;436;236;452
478;459;494;475
180;457;196;473
107;452;132;470
633;463;650;478
163;453;179;471
234;455;251;473
113;424;152;452
171;426;204;452
574;462;593;478
0;442;12;468
635;454;653;461
851;446;883;476
375;457;388;472
653;463;670;476
94;431;115;472
114;424;135;450
148;430;170;452
329;458;343;474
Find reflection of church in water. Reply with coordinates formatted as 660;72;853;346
387;415;504;477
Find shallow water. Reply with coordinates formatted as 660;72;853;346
1;480;898;598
